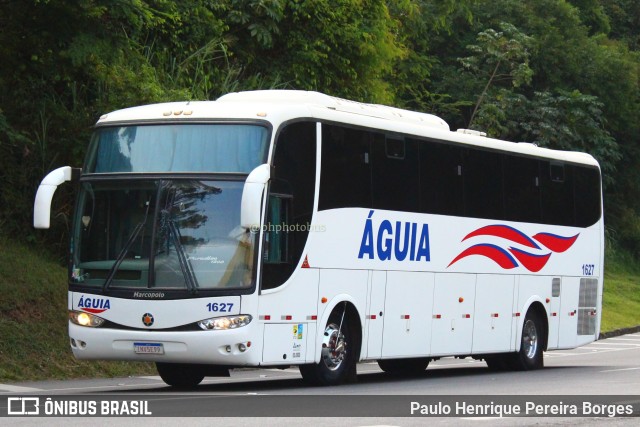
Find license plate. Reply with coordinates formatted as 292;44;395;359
134;342;164;355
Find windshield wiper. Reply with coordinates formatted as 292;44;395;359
103;199;151;292
102;223;144;291
168;220;199;295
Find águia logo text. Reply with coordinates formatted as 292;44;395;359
78;295;111;314
358;210;431;262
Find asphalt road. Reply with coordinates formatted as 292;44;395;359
1;332;640;426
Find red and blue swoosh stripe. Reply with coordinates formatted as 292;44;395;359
449;244;519;270
448;225;578;272
532;232;579;253
80;307;108;314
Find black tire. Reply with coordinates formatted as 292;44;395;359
299;307;358;386
378;358;430;375
156;362;205;388
510;309;545;370
484;354;511;371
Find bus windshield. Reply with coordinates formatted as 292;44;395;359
85;124;269;174
71;179;255;291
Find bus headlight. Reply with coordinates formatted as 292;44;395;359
198;315;252;330
69;310;105;327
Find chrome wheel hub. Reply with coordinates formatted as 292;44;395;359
522;319;538;359
321;322;347;371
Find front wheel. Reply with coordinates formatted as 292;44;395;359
156;362;205;388
300;307;357;386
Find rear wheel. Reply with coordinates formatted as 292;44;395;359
156;362;205;388
300;306;357;386
378;358;430;375
484;354;511;371
511;310;545;370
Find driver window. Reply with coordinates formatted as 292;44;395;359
261;121;316;290
263;194;291;264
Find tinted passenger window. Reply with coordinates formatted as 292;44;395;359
372;135;419;212
574;166;601;227
317;123;601;229
464;149;503;220
419;140;464;216
319;124;372;210
541;161;574;226
504;156;541;223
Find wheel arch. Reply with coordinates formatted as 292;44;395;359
518;300;549;352
315;295;363;364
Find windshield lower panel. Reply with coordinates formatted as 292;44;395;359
72;179;255;292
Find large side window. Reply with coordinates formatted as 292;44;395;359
419;140;464;216
319;124;372;210
372;134;419;212
261;121;316;290
316;123;599;229
504;155;541;223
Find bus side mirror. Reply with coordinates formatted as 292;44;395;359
241;164;271;230
33;166;80;229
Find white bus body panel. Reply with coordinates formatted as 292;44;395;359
558;277;580;349
258;268;319;364
472;274;515;354
310;209;601;278
547;278;562;350
430;273;476;356
304;207;601;360
365;271;386;359
381;271;434;358
262;323;309;364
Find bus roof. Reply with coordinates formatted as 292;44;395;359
96;90;599;168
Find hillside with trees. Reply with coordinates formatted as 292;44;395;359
1;0;639;259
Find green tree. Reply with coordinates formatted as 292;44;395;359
389;0;475;115
603;0;640;49
267;0;406;103
567;0;611;35
459;22;533;128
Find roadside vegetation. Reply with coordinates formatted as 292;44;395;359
601;246;640;332
0;237;154;382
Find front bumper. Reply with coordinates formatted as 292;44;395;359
68;321;261;365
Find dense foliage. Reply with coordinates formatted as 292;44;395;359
1;0;639;258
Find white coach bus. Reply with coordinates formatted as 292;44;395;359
34;90;603;387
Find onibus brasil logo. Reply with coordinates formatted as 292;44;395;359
448;224;579;272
